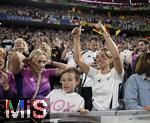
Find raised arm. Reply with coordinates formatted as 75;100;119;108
48;60;69;75
10;51;25;74
97;21;123;75
72;26;90;74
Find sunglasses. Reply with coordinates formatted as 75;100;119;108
103;48;112;58
35;60;47;65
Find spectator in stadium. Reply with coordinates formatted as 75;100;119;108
5;49;15;71
51;41;62;62
46;67;88;114
73;22;124;110
121;42;133;67
30;36;52;60
124;53;150;111
119;42;132;87
131;38;149;73
40;41;51;59
82;35;100;86
131;47;139;73
31;37;41;50
80;35;100;111
0;48;17;98
61;41;76;67
138;38;149;53
11;49;68;98
13;38;29;56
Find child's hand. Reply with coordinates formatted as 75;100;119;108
79;107;89;116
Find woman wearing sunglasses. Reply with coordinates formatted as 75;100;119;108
11;49;68;98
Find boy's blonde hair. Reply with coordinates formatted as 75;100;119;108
60;68;80;82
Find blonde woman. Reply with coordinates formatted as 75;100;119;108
0;48;16;98
11;49;68;98
72;22;124;110
13;38;29;55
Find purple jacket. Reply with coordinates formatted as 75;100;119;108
131;53;139;73
0;72;17;98
20;68;56;99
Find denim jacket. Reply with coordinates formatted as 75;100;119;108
124;74;150;110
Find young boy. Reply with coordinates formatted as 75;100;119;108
46;68;88;114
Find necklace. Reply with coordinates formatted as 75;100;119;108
98;70;112;83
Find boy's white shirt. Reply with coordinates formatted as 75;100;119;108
88;67;124;110
46;89;84;113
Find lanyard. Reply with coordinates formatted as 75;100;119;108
32;73;42;98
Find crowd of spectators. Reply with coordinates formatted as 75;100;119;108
0;4;150;31
0;22;149;112
51;0;150;11
0;2;150;119
0;26;143;55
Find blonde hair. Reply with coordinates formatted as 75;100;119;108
14;38;29;54
0;48;6;70
0;48;6;58
97;48;114;68
29;49;48;60
5;49;15;70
